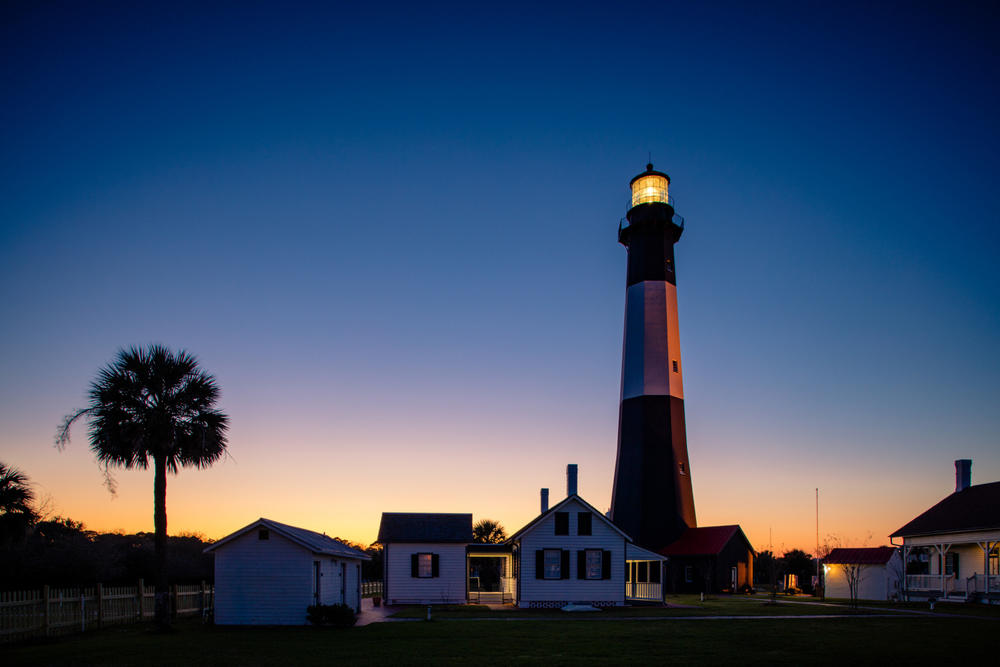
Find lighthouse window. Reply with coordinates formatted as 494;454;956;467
679;462;687;475
672;360;679;373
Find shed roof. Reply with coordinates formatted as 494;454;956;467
204;518;370;560
377;513;472;543
660;525;753;556
890;481;1000;538
823;547;897;565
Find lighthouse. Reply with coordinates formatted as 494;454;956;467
609;163;697;552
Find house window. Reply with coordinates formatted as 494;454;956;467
417;553;433;578
944;552;959;576
577;512;592;536
684;565;694;583
989;548;998;575
585;550;603;580
554;512;569;536
258;529;269;540
544;549;562;579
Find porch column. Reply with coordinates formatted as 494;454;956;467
902;545;911;601
934;544;952;595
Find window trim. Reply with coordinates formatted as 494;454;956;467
543;548;562;580
584;549;603;580
416;552;434;578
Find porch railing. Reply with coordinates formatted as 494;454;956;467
626;582;661;601
906;574;968;594
966;574;1000;595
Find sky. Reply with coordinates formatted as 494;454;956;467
1;1;998;555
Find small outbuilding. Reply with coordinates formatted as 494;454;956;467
661;525;755;593
823;547;902;601
377;512;472;605
205;518;370;625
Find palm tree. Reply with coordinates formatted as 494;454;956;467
57;345;228;628
0;462;37;546
472;519;507;544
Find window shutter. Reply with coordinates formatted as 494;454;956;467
561;550;570;580
432;553;440;578
411;554;418;578
602;550;611;580
535;550;544;579
577;550;586;579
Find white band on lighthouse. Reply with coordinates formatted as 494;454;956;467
621;280;684;400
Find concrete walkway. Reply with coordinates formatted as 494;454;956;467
356;599;418;627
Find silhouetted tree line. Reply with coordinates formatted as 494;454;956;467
0;517;214;591
754;548;817;594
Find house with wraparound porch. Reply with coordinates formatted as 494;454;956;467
890;459;1000;604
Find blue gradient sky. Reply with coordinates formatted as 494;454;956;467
2;1;998;551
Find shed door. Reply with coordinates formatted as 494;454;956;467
313;561;321;604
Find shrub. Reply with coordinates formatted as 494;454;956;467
306;603;357;627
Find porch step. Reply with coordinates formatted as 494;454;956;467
475;592;506;604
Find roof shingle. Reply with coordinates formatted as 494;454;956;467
890;481;1000;538
823;547;897;565
377;513;472;543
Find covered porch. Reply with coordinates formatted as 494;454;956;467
466;543;514;604
626;543;667;602
902;536;999;602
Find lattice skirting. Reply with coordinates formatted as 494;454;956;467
526;600;617;609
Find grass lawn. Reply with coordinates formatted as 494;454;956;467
389;595;888;619
4;614;996;666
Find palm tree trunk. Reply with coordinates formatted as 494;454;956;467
153;454;170;629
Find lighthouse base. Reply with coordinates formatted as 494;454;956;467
610;395;696;552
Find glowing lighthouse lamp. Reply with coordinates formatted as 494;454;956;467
630;166;670;207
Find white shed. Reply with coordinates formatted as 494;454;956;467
206;518;370;625
823;547;903;601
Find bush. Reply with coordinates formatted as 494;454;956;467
307;603;357;627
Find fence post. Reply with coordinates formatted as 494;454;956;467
43;585;50;636
136;579;143;621
97;583;104;629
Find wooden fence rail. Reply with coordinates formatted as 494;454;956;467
0;582;214;643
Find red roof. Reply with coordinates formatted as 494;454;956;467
660;525;749;556
823;547;896;565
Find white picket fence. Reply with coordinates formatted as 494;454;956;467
0;581;213;643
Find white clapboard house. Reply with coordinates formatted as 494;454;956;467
377;512;473;605
508;465;665;608
206;518;370;624
377;465;666;607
